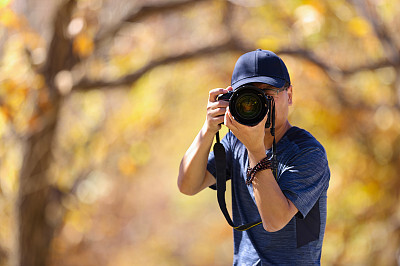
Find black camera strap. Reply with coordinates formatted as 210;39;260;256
214;131;263;231
270;100;278;178
214;98;277;231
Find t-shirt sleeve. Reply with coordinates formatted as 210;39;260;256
207;131;233;189
279;147;330;219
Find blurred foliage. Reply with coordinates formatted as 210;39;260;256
0;0;400;265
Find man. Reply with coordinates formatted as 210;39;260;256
178;49;330;265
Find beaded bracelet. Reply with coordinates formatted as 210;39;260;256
246;156;273;185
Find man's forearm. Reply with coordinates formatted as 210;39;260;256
178;124;216;195
249;151;298;232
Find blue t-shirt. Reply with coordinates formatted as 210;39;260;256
207;126;330;265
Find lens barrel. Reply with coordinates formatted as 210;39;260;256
229;85;269;127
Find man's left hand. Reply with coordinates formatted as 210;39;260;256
224;107;268;155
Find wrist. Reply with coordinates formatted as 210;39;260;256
202;121;216;135
246;156;273;185
201;123;220;142
247;148;266;168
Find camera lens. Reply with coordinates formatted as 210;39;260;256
235;93;262;120
229;85;269;127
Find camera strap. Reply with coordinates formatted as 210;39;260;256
214;131;263;231
270;99;278;178
213;99;277;231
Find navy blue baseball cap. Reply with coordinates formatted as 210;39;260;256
231;49;291;90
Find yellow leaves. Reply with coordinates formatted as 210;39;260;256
257;37;281;51
65;210;92;236
73;33;94;58
3;85;49;134
82;90;105;125
0;0;11;8
1;77;17;93
0;8;20;29
32;74;46;90
0;5;44;64
0;79;29;123
110;55;138;77
0;1;398;265
0;33;48;131
348;17;371;37
0;149;19;196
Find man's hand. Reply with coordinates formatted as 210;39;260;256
224;107;268;156
204;86;233;134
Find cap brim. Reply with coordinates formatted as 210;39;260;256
231;76;286;90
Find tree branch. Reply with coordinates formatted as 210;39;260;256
72;38;247;91
279;48;400;77
342;58;400;75
94;0;209;48
278;48;340;76
73;40;400;94
348;0;400;63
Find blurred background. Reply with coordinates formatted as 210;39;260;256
0;0;400;265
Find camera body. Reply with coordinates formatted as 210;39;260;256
218;85;273;127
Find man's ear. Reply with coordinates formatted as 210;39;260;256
287;85;293;105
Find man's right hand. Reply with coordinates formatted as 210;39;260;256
178;87;233;195
205;86;233;134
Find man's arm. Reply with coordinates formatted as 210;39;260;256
177;87;232;195
178;125;217;195
224;109;298;232
248;150;298;232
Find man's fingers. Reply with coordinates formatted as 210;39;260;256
209;107;227;118
208;100;229;109
208;86;232;102
209;88;228;102
213;115;225;125
224;108;237;131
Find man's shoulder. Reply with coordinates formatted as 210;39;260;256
285;126;326;153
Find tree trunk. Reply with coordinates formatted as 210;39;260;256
17;95;62;266
16;0;76;262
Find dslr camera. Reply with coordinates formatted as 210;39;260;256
217;84;274;128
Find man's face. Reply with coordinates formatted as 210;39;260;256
251;82;293;130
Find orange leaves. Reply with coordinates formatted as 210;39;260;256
118;155;137;176
73;33;94;58
69;15;95;58
0;105;12;122
0;74;50;135
0;79;28;122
